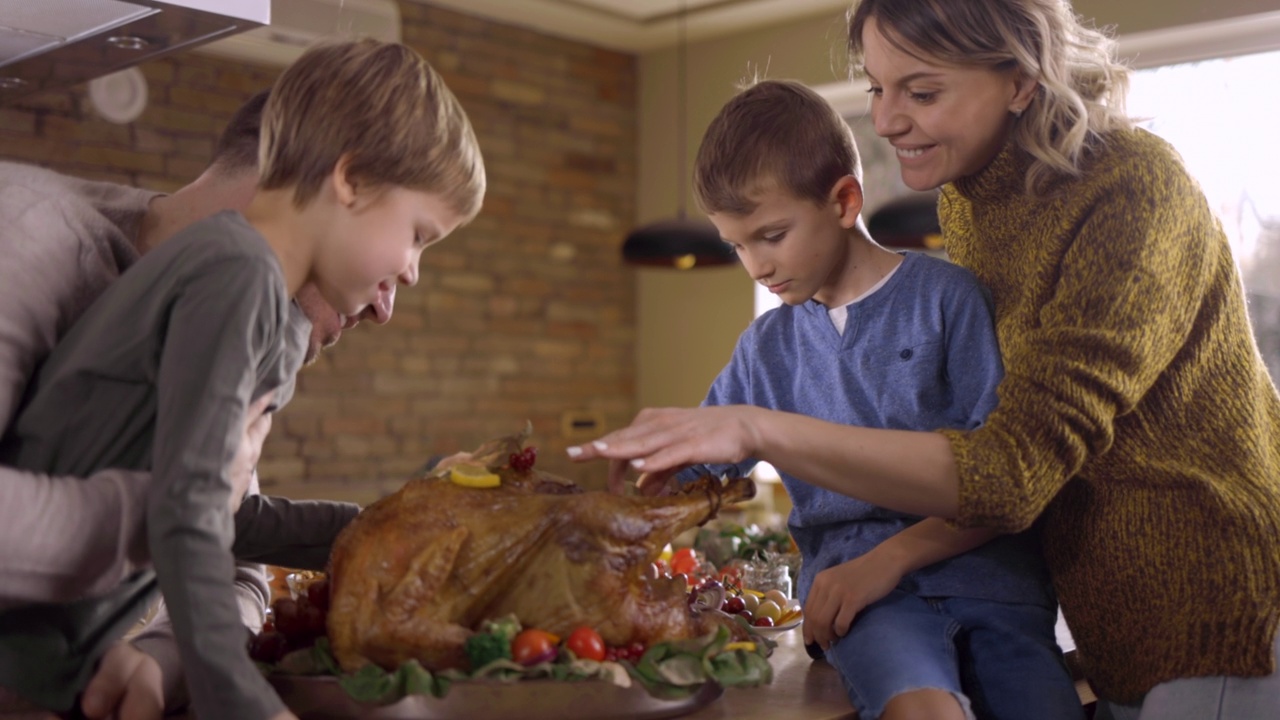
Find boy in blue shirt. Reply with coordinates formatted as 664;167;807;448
657;79;1080;720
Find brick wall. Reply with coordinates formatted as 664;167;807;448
0;2;638;502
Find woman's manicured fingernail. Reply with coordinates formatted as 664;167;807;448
566;446;583;458
593;441;609;451
630;459;645;469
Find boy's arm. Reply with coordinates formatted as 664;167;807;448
148;256;289;720
127;440;276;714
233;495;361;570
803;519;1001;650
863;517;999;576
130;557;270;714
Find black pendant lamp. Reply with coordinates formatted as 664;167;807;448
622;0;735;270
866;192;944;250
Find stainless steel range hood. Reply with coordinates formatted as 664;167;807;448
0;0;269;102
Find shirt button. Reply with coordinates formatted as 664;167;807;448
900;348;913;360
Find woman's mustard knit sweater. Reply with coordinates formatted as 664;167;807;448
938;128;1280;704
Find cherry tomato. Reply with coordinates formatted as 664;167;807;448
566;626;606;662
512;629;559;666
670;548;700;576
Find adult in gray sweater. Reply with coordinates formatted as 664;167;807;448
0;91;379;719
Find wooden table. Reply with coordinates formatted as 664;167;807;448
684;628;856;720
161;624;1089;720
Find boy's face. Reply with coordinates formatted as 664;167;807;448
708;177;862;308
314;185;464;321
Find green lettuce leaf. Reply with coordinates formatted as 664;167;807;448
264;619;773;705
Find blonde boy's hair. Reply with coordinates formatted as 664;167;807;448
694;79;862;216
259;38;485;221
847;0;1133;197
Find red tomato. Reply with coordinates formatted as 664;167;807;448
512;629;559;666
565;626;606;661
670;548;700;576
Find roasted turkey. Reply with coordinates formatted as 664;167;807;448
326;430;755;673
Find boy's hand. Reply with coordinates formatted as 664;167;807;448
80;642;163;720
802;552;902;651
230;391;275;512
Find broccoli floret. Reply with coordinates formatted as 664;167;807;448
464;631;512;670
465;614;523;670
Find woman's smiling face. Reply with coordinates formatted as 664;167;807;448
861;17;1033;191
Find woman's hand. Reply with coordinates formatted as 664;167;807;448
570;406;767;491
802;552;904;651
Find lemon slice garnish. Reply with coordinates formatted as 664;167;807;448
449;463;501;488
723;641;757;653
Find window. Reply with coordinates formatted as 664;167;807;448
1127;50;1280;381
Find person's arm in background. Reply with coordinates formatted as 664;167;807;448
0;202;156;608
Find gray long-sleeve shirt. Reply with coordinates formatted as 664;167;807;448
1;211;296;720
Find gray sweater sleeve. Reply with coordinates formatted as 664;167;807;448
147;256;289;720
234;495;361;570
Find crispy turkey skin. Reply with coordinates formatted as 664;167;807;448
326;432;754;672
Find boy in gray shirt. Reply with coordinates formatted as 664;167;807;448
0;39;486;720
0;89;370;717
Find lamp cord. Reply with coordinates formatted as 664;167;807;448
676;0;688;220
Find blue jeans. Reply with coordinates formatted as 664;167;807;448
823;589;1084;720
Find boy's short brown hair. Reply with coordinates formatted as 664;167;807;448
694;79;860;215
259;39;485;221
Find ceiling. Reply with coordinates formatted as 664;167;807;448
415;0;851;52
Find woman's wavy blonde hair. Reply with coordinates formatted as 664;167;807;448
847;0;1133;196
